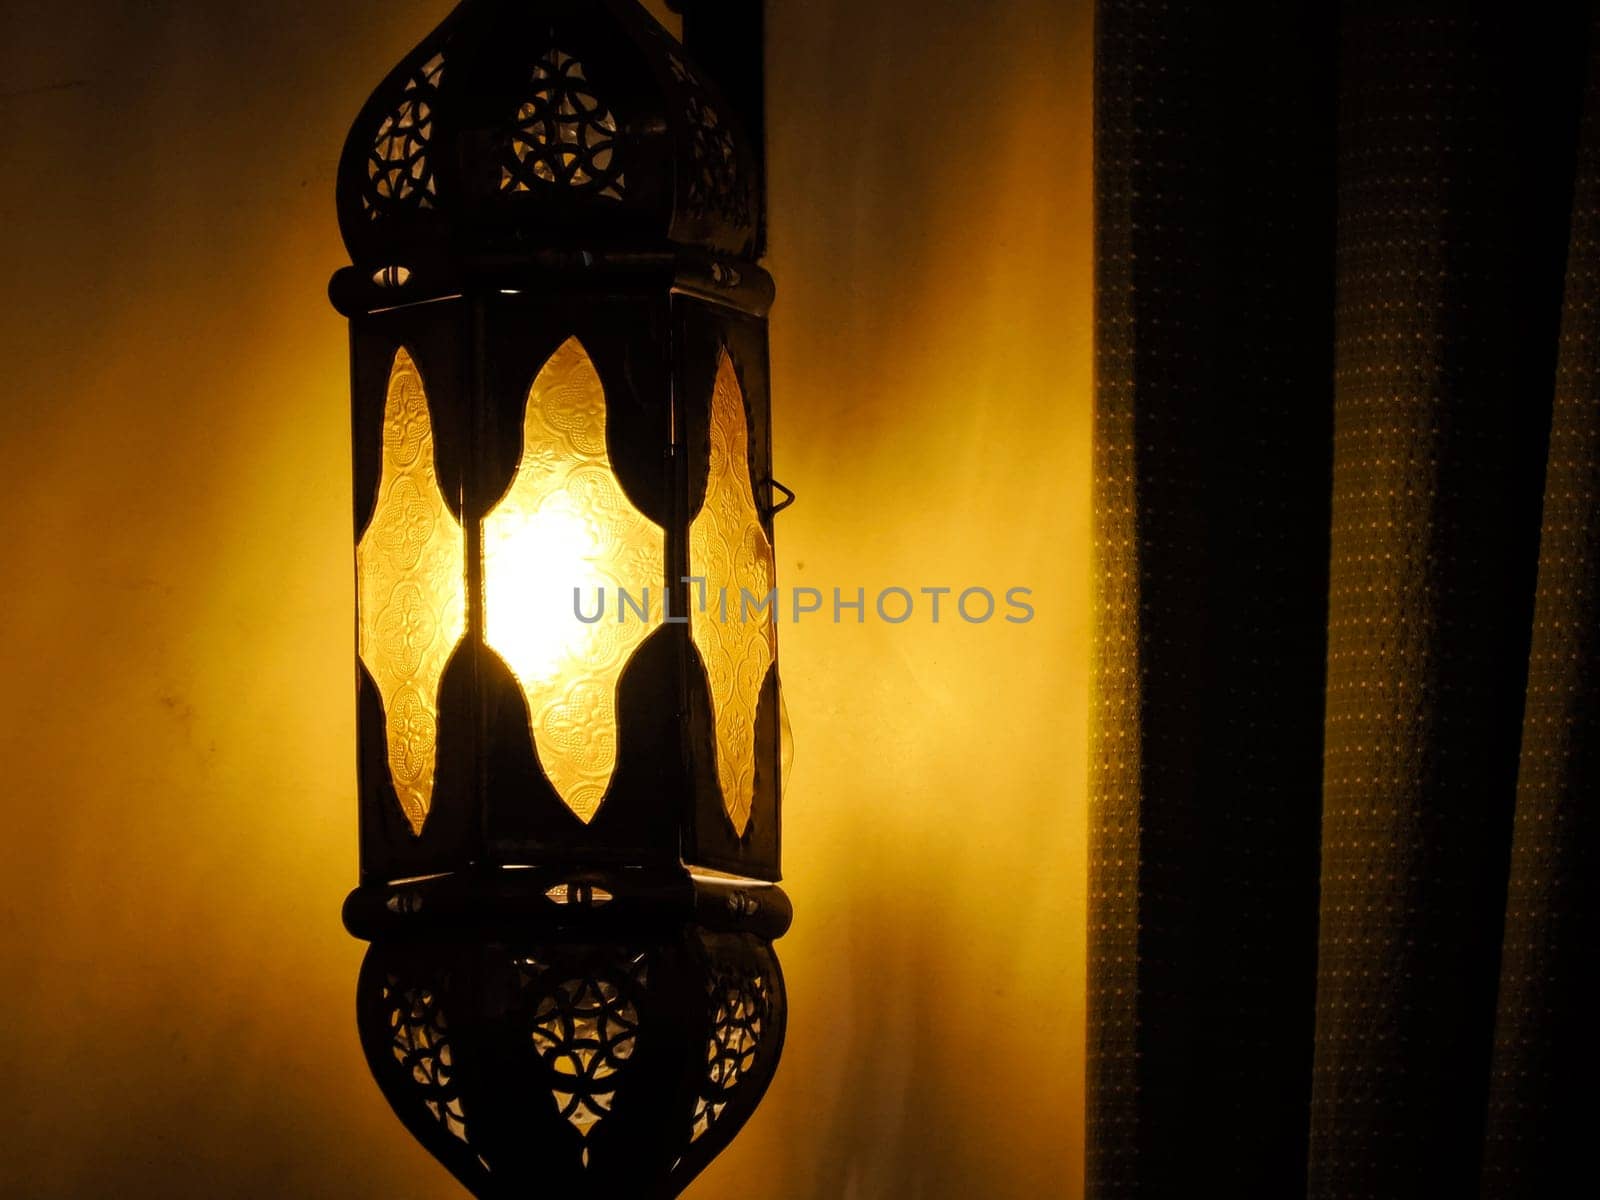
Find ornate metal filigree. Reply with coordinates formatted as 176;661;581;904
357;932;785;1194
357;348;466;835
383;976;470;1144
482;337;665;824
365;53;444;218
690;352;776;836
503;49;625;200
523;953;649;1167
691;963;770;1143
335;2;763;267
668;53;749;229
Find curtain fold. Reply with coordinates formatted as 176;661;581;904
1092;3;1336;1195
1090;3;1600;1197
1310;7;1585;1196
1482;16;1600;1190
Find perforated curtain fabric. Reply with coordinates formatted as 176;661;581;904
1090;3;1600;1198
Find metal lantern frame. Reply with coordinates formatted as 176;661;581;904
333;4;791;1194
331;0;790;943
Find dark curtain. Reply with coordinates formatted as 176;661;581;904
1089;3;1600;1197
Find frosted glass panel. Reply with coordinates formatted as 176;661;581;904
690;353;776;836
482;337;666;823
356;347;467;836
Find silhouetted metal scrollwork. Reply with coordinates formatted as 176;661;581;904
502;48;627;200
383;974;472;1144
357;928;786;1198
363;52;444;218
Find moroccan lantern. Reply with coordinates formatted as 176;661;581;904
328;1;791;1193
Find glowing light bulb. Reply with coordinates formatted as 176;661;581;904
481;338;664;823
484;491;609;686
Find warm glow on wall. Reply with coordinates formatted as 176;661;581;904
483;336;666;824
3;0;1090;1195
356;346;466;836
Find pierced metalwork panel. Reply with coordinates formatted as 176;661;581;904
383;977;470;1145
667;50;751;231
364;53;444;218
357;930;785;1197
335;0;762;265
502;48;626;200
692;955;771;1143
521;951;649;1167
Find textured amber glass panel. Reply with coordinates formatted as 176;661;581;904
483;338;665;823
356;348;467;836
690;353;777;836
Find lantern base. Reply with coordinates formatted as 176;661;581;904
358;924;786;1198
343;866;792;942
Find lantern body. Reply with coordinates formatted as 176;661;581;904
332;0;787;923
346;287;781;885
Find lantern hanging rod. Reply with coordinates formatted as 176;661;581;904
668;0;767;257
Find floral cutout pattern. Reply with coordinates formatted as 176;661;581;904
366;53;445;217
503;48;625;200
383;976;470;1144
357;348;466;836
689;353;776;836
667;53;748;229
523;953;648;1168
691;965;770;1143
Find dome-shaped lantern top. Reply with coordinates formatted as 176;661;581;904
336;0;761;276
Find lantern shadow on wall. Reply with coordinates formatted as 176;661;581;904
329;2;791;1194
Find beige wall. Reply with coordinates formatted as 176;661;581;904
0;1;1091;1196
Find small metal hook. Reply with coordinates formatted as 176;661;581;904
767;478;796;518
